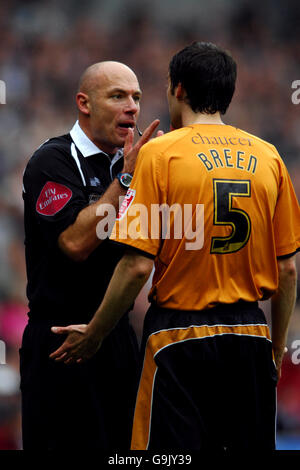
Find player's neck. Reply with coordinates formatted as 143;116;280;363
181;109;224;126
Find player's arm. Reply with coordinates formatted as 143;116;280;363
49;249;154;363
58;120;160;262
271;255;297;379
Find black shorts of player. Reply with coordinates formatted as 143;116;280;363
131;301;277;452
20;314;139;450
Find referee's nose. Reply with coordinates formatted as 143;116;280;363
124;95;139;115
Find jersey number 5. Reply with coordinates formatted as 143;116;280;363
211;179;251;254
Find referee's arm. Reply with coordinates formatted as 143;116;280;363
58;179;127;261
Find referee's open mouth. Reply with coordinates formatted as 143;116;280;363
117;120;135;135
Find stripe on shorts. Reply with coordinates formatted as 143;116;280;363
130;323;271;450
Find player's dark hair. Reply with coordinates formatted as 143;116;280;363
169;41;237;115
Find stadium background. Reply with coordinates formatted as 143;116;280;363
0;0;299;450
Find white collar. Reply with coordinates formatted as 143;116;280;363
70;121;108;158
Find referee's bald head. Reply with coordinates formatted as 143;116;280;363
78;61;138;96
75;60;141;153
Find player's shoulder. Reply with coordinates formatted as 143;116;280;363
141;127;192;154
236;127;281;158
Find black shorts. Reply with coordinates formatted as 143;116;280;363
20;314;139;450
131;301;277;451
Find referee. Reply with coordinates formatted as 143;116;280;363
20;61;160;449
50;44;300;450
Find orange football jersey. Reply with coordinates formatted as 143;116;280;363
111;124;300;310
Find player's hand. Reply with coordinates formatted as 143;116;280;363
49;324;102;364
273;346;288;381
122;119;163;174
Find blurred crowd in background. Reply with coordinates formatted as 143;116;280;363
0;0;299;450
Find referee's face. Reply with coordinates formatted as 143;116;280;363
88;65;141;154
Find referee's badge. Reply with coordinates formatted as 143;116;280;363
89;176;101;187
36;181;72;216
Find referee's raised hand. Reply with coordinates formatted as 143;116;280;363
122;119;163;175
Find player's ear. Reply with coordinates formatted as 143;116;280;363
175;83;186;101
76;92;90;115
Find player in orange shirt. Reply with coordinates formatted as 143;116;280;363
51;42;300;451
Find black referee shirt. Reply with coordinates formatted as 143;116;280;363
23;121;125;322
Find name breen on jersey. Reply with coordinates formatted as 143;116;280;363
197;148;258;174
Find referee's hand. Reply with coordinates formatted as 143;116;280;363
49;324;102;364
122;119;163;175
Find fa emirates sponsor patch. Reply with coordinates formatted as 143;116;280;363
36;181;72;216
117;188;136;220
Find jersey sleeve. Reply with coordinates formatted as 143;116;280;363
110;144;165;257
23;143;88;244
273;159;300;257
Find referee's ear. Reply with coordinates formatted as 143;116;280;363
76;92;90;116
